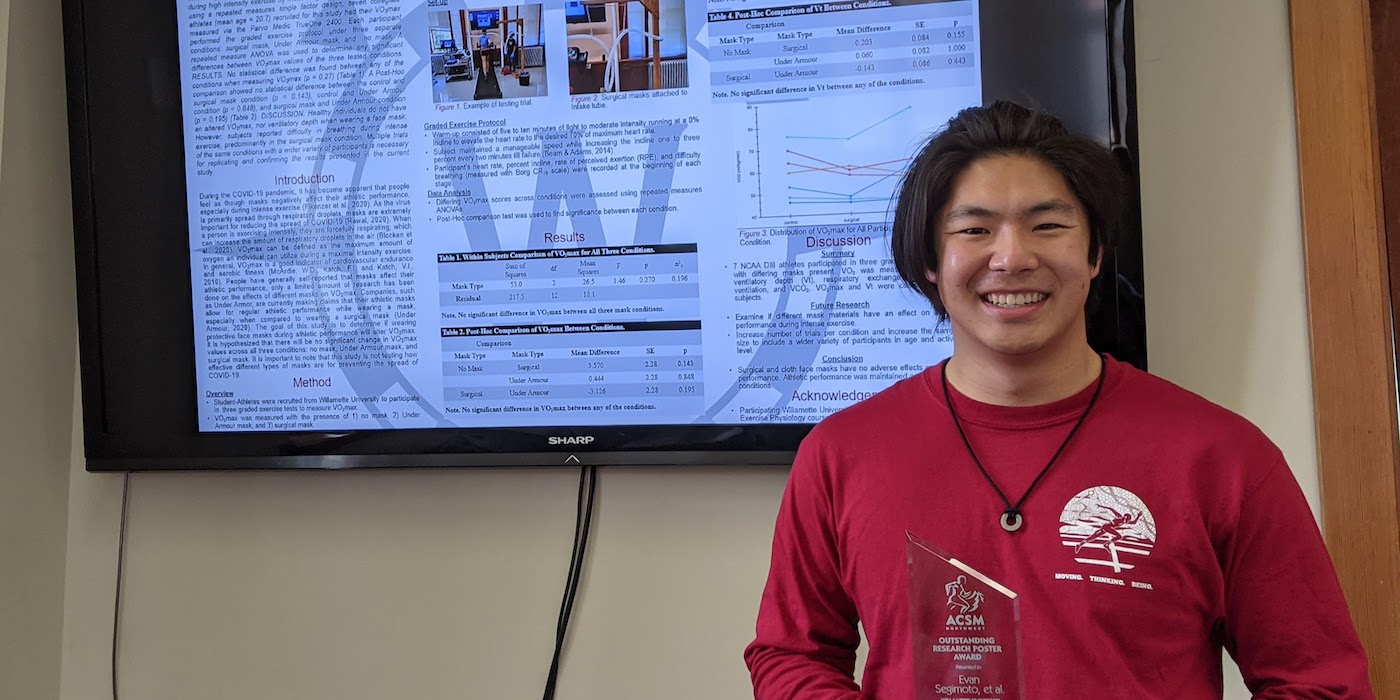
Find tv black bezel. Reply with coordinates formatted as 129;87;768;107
62;0;1144;472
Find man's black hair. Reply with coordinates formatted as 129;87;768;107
890;100;1128;319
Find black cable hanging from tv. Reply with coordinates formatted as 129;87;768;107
543;465;598;700
112;471;132;700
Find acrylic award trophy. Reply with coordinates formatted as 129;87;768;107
906;531;1024;700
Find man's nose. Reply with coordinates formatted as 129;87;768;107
989;230;1039;272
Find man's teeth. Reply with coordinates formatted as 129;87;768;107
983;292;1047;308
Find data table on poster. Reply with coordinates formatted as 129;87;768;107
707;0;978;99
436;244;705;418
440;321;704;414
437;243;701;317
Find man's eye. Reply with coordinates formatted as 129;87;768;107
959;227;989;235
1033;223;1065;231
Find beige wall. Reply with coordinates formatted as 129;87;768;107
0;0;73;699
1136;2;1313;695
1136;0;1320;514
0;1;1303;699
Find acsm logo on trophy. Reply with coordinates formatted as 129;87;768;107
943;574;986;628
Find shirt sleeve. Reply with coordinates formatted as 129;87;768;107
1221;454;1374;699
744;433;868;699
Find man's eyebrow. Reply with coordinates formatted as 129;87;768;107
943;199;1078;222
1023;198;1078;217
944;205;998;221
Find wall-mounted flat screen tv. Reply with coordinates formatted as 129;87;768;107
63;0;1144;470
470;9;501;30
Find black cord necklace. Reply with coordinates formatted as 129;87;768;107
939;353;1107;533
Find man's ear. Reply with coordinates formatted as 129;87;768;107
1091;247;1103;279
925;269;938;285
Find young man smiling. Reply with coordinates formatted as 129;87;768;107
744;102;1372;698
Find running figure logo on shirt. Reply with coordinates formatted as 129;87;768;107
1059;486;1157;574
944;575;984;614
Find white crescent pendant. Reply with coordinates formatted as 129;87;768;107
1000;511;1024;532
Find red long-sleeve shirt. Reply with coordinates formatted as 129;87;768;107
746;356;1371;699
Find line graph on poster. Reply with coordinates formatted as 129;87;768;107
736;101;930;225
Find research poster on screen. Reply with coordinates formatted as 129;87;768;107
177;0;980;431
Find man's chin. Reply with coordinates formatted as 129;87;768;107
977;333;1056;358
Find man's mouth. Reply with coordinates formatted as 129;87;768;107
981;292;1048;308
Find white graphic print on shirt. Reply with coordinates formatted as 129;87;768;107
1054;486;1157;590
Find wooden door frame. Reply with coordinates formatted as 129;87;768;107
1290;0;1400;695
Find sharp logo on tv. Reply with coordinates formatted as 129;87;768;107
549;436;596;446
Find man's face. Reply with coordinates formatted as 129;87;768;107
926;155;1100;361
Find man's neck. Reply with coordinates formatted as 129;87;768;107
944;344;1103;407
